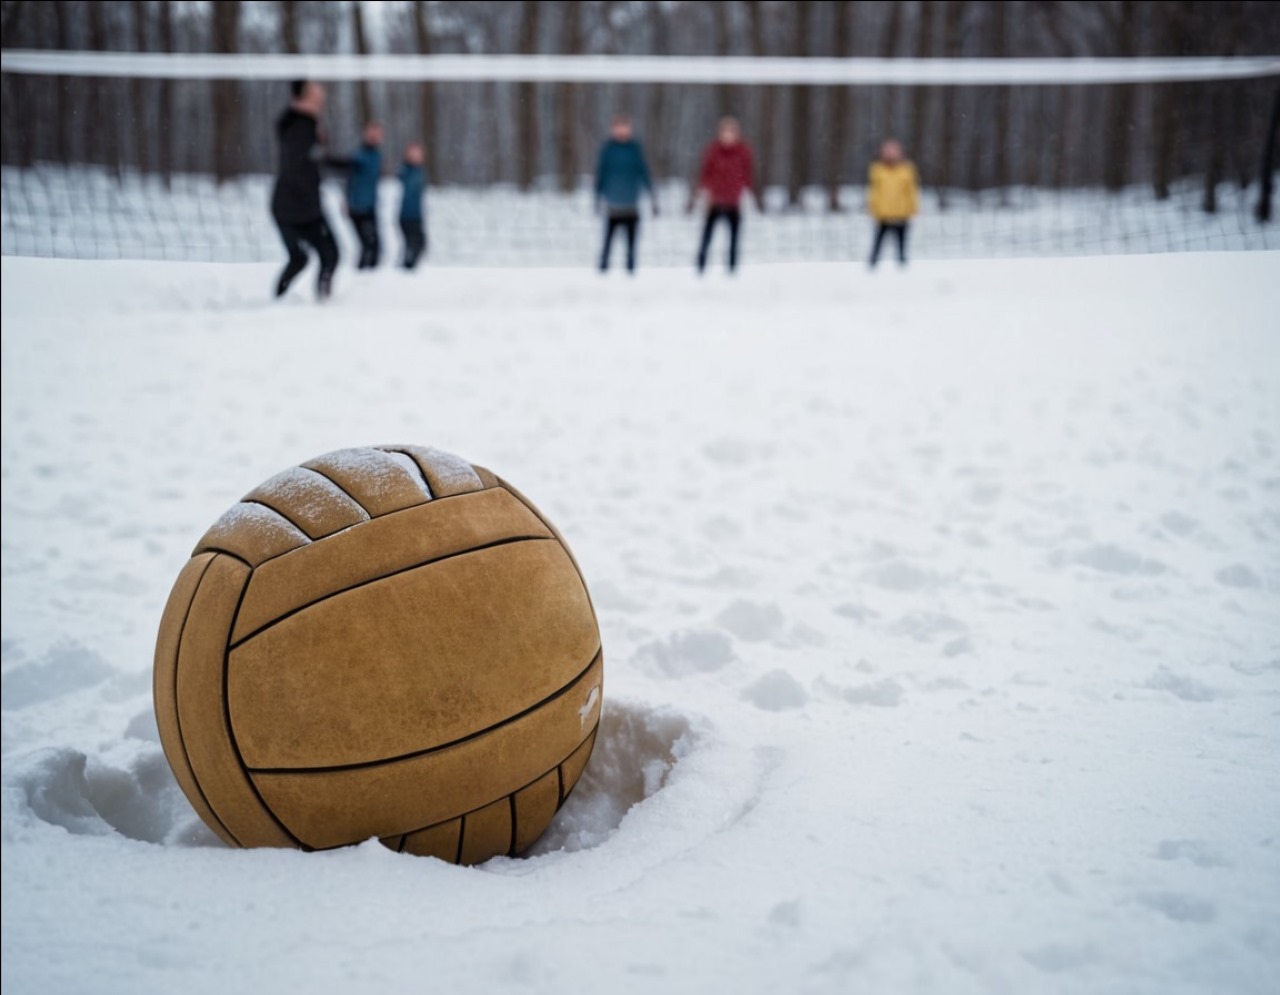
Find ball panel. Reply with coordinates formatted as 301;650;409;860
153;552;238;847
248;652;603;849
243;466;370;540
229;541;599;768
301;447;432;517
384;445;486;497
396;819;462;860
459;798;513;865
559;724;600;804
175;554;295;848
513;769;561;855
229;487;552;645
493;476;598;616
195;502;311;566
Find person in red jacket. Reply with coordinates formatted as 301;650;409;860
690;117;760;274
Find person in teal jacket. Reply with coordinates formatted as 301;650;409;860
398;142;428;271
594;114;656;273
336;121;384;270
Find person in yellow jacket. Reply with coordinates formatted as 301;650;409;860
867;139;920;269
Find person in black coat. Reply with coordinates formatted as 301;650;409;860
271;80;340;301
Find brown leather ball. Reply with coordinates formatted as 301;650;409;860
153;445;602;863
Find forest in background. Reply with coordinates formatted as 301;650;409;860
1;1;1278;212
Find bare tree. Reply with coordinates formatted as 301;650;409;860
990;0;1010;198
281;0;301;53
936;0;966;206
351;0;374;124
746;0;774;200
131;0;150;174
211;0;241;184
1256;83;1279;222
87;0;122;178
157;0;173;187
787;1;813;207
646;1;671;182
1202;0;1244;212
412;0;437;179
53;0;73;166
558;2;584;192
1101;0;1140;192
712;1;734;118
517;0;541;190
879;0;905;140
824;1;855;211
909;0;937;186
1151;0;1190;200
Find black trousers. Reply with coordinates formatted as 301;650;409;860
600;212;639;272
274;214;339;299
697;207;741;272
400;219;426;270
350;210;380;269
869;222;909;267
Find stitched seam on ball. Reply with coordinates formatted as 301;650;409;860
170;554;242;847
236;499;315;545
388;725;600;844
240;488;539;570
222;564;308;849
454;816;466;864
506;794;519;858
227;534;557;649
297;463;373;518
246;648;603;774
190;546;254;569
377;447;436;499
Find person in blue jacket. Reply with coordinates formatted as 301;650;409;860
594;114;656;273
339;121;384;270
398;142;428;270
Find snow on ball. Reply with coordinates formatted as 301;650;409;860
152;445;603;863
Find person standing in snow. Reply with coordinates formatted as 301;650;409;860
690;116;760;275
270;79;340;301
866;138;920;269
594;114;657;273
398;142;429;271
336;121;385;270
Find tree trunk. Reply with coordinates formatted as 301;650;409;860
646;2;670;182
1104;1;1139;193
212;1;241;185
351;1;374;124
53;0;72;166
87;0;121;177
517;1;541;190
412;0;437;179
879;0;904;139
558;2;583;192
281;0;301;54
909;0;937;195
1202;0;1243;213
158;0;173;187
713;1;733;118
131;0;150;174
1255;83;1279;223
787;1;813;207
747;0;773;201
824;1;854;211
990;0;1010;199
936;0;965;207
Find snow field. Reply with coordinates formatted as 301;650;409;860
2;251;1279;994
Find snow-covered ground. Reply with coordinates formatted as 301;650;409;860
3;166;1276;267
2;250;1279;995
